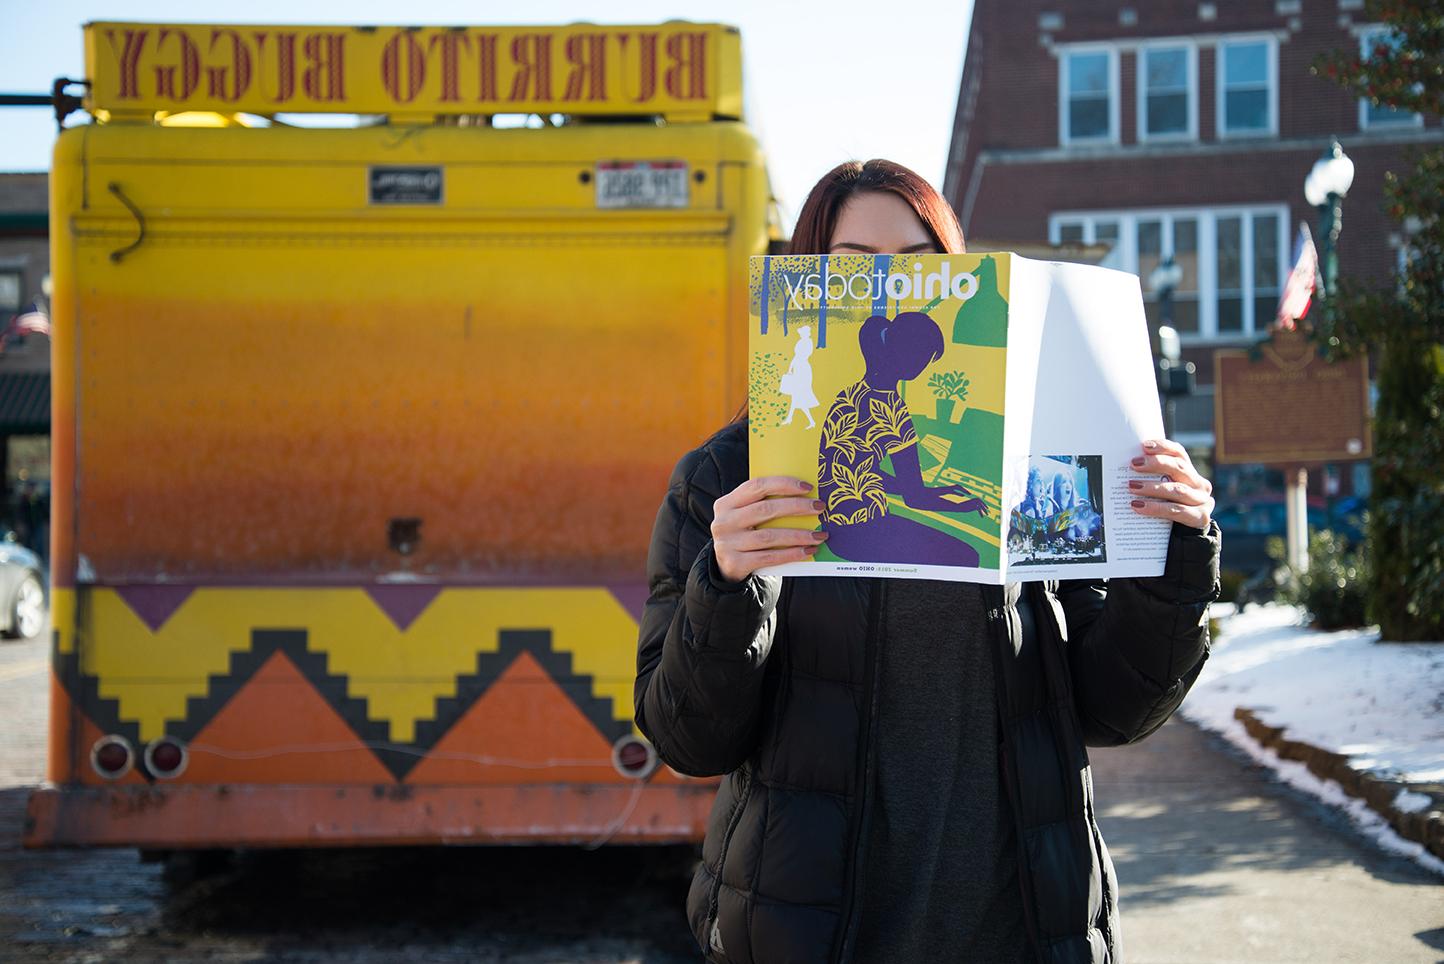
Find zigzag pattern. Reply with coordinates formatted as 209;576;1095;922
412;629;632;751
53;630;142;749
60;626;629;782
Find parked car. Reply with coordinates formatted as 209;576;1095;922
1213;496;1330;577
0;532;47;640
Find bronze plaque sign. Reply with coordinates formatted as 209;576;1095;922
1214;327;1371;465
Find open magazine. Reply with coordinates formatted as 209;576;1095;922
748;252;1171;584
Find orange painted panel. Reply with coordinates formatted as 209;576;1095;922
180;651;395;785
405;650;617;785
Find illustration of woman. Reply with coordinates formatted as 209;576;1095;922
1052;469;1102;542
779;325;820;427
815;311;989;566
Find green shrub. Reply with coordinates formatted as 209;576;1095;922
1273;528;1372;630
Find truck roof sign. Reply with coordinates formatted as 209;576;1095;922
83;22;743;122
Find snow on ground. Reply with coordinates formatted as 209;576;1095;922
1179;601;1444;878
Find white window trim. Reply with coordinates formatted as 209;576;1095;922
1215;34;1279;139
1136;41;1199;143
1058;44;1121;147
1048;204;1289;343
1356;25;1424;131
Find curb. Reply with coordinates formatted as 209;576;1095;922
1233;707;1444;862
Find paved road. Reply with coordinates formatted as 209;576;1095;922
1091;720;1444;963
3;620;1441;962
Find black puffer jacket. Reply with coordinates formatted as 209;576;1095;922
634;421;1220;963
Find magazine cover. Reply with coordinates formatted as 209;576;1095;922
748;253;1172;583
748;253;1009;581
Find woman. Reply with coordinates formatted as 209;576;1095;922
633;159;1219;964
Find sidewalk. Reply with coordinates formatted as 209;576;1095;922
1178;602;1444;874
1090;717;1443;963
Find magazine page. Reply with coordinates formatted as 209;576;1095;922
747;253;1011;583
1001;257;1170;581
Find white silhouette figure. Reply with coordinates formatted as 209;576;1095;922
779;326;820;428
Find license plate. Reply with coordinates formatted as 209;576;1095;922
595;161;690;209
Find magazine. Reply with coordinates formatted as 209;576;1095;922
747;252;1171;584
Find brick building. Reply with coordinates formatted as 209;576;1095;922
943;0;1442;498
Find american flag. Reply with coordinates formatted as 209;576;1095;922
2;302;51;347
1274;223;1318;332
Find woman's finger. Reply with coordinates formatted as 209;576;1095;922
728;527;828;551
717;542;821;581
714;476;812;515
1130;452;1204;488
1138;440;1214;495
728;496;825;531
1141;438;1190;460
1128;494;1214;529
1126;477;1211;506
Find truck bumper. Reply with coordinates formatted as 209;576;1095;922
25;782;715;849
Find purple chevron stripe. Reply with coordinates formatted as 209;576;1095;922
113;585;198;632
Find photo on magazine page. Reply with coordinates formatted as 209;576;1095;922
747;253;1011;582
1007;453;1107;567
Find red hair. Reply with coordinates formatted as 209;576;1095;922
734;159;964;421
787;158;966;256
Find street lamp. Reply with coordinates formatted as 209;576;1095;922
1304;138;1355;299
1148;256;1193;439
1279;140;1354;574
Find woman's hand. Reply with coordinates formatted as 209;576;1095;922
1127;438;1214;530
712;476;828;583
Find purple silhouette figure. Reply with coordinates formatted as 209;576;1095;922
817;312;989;567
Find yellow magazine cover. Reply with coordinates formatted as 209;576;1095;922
748;253;1173;584
748;253;1009;579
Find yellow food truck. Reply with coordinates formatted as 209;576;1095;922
27;21;775;850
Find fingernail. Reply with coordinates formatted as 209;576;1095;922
812;530;829;542
1131;457;1145;467
797;480;813;491
804;544;819;555
1144;440;1158;450
1131;499;1146;508
1128;480;1144;490
812;500;825;512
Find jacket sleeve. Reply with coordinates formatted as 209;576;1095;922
633;443;782;777
1057;519;1221;747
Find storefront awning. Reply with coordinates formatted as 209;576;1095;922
0;371;50;434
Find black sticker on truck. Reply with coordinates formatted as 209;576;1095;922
369;166;444;204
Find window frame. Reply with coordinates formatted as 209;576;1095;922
0;269;23;314
1215;35;1279;139
1356;25;1424;131
1058;44;1121;147
1136;41;1199;143
1048;204;1289;342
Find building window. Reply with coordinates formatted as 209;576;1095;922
1139;45;1195;140
1358;26;1422;130
0;270;22;314
1049;206;1286;340
1060;48;1118;145
1217;38;1276;136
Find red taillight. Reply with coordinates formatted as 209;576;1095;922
611;735;657;779
144;737;189;779
90;735;134;779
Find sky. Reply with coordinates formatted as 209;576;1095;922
0;0;975;229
